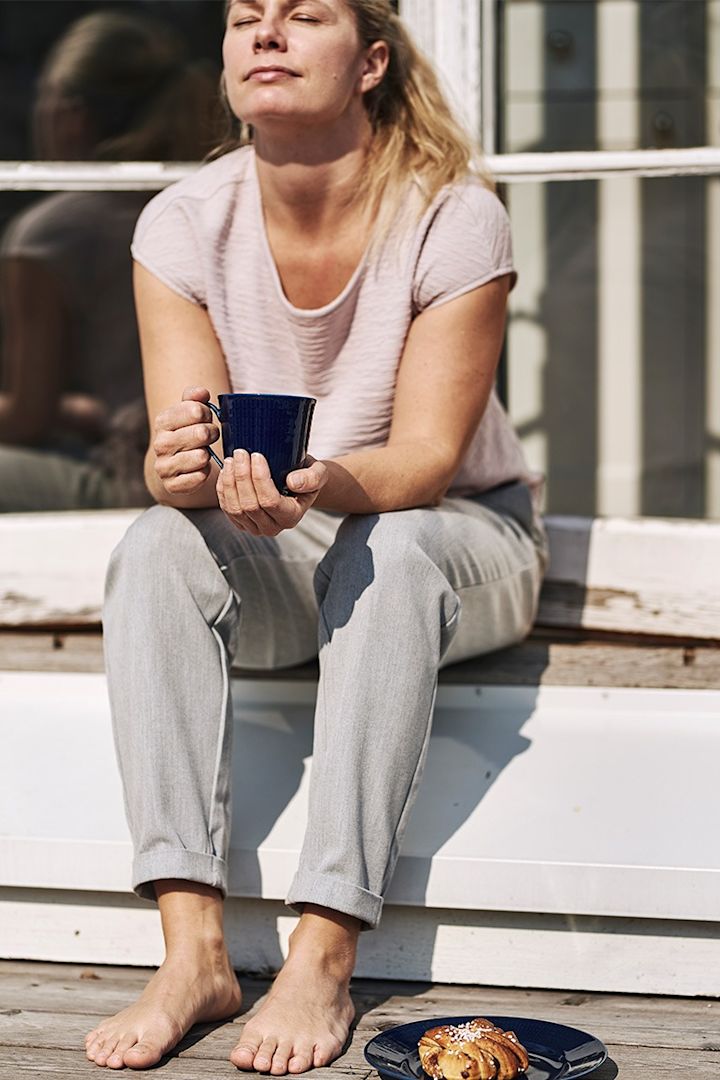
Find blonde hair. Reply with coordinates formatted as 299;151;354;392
215;0;494;222
41;11;223;161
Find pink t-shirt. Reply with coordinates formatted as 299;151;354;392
131;146;543;511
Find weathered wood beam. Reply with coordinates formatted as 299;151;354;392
1;630;718;690
1;511;718;640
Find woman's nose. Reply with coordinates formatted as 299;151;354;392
253;18;287;51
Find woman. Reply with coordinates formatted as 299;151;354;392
92;0;548;1073
0;10;221;511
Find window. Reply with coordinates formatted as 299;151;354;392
404;0;719;519
0;0;224;512
1;0;717;518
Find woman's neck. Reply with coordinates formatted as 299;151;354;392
253;113;373;238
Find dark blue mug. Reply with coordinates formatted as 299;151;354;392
206;393;316;495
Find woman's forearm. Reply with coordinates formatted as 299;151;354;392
311;441;457;515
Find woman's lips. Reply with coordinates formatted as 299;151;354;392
246;67;298;82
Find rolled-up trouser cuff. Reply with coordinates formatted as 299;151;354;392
285;868;383;930
132;849;228;903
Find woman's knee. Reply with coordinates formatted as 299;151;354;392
321;509;437;574
315;509;450;615
105;504;206;593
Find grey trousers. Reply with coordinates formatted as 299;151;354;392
0;445;119;512
103;483;548;929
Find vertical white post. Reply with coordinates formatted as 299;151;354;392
707;2;720;517
400;0;483;137
480;0;497;153
504;2;547;499
597;0;641;516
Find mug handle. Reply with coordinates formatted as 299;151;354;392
206;400;224;470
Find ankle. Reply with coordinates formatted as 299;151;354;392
287;906;360;974
155;880;228;960
163;931;230;969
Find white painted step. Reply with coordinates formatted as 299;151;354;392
2;672;719;922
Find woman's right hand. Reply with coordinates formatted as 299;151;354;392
151;386;220;495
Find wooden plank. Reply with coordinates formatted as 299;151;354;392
538;515;720;640
0;1046;370;1078
2;511;720;639
3;962;719;1048
594;1047;720;1079
0;632;106;674
0;1010;372;1070
0;1012;717;1080
2;958;720;1062
2;630;718;690
2;1043;717;1080
5;992;718;1054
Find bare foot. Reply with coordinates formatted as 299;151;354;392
85;944;242;1070
231;911;358;1075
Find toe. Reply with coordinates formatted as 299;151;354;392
231;1035;262;1070
124;1040;164;1069
93;1037;115;1066
287;1047;315;1075
106;1034;137;1070
270;1040;294;1075
313;1037;344;1068
86;1030;105;1059
254;1036;279;1072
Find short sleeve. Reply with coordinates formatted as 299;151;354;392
131;189;206;307
412;182;516;314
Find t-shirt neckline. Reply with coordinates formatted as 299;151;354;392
250;150;368;320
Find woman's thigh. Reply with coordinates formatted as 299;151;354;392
434;493;545;666
317;486;544;667
184;506;343;670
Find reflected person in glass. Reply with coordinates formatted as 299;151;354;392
0;10;221;511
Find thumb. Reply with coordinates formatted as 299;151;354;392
286;456;327;494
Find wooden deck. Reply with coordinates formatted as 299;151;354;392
0;960;718;1079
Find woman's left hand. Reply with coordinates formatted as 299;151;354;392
216;449;328;535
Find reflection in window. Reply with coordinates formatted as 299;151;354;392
0;3;224;511
500;1;717;519
506;177;712;519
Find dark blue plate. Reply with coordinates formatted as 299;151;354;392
364;1015;607;1080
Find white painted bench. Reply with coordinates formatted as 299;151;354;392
1;510;719;996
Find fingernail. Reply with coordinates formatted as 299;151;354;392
289;473;304;489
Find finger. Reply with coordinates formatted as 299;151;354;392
227;449;262;514
221;454;265;520
156;398;214;432
250;453;284;513
181;386;211;403
154;423;218;457
217;482;262;536
155;447;211;479
285;458;328;495
222;455;284;534
162;469;211;495
217;467;249;530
